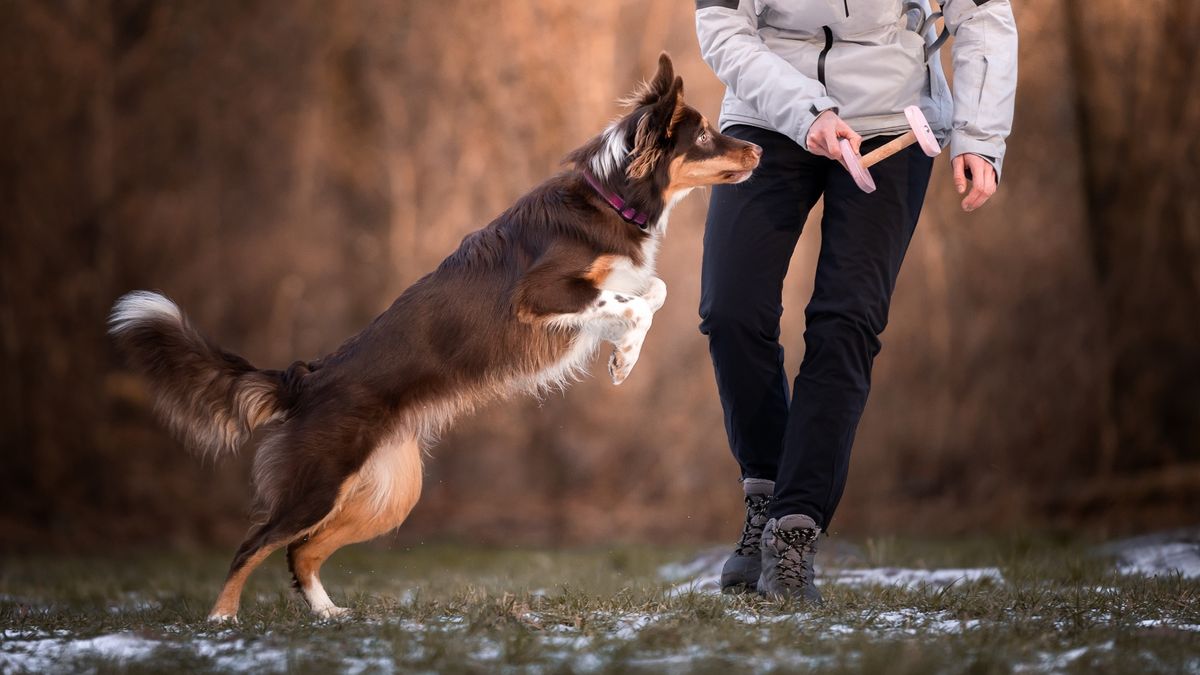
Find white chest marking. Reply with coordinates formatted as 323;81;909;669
599;232;662;295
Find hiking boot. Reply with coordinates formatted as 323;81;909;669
720;478;774;593
758;514;823;603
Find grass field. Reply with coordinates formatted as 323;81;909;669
2;535;1198;673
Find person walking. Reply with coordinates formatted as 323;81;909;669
694;0;1017;600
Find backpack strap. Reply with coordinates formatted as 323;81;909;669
904;1;951;61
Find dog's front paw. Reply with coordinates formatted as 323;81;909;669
609;342;644;385
608;348;629;385
207;612;239;624
643;277;667;313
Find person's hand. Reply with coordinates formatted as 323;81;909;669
952;153;997;212
806;110;861;165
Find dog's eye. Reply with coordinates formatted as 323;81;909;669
698;132;710;144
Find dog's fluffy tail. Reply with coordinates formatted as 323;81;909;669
109;291;285;458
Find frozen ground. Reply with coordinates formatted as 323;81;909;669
2;532;1198;673
1096;528;1200;579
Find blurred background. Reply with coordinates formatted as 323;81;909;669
1;0;1197;553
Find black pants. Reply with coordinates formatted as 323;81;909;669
699;125;933;528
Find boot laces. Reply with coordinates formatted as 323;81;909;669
774;526;819;587
734;493;771;556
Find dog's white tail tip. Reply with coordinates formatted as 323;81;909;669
108;291;182;335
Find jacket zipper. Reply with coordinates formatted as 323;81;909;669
817;25;833;86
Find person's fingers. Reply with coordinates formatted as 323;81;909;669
962;183;987;212
841;124;863;156
980;158;998;196
807;127;834;158
962;157;997;211
824;129;841;159
952;155;967;194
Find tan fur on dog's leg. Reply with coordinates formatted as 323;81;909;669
209;541;285;622
289;434;423;618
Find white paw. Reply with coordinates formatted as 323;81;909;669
207;612;238;624
315;605;350;620
608;342;643;385
642;277;667;312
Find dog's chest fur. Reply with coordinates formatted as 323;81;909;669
599;233;662;295
517;236;661;395
597;248;658;295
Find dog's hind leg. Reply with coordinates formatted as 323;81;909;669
208;522;292;622
287;433;423;618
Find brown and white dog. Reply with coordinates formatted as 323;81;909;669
109;54;760;622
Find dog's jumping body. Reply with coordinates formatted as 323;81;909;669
109;55;760;621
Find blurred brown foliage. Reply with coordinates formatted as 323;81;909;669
1;0;1198;552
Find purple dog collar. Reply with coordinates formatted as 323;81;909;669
582;170;650;228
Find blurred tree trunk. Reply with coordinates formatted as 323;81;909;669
1064;0;1200;473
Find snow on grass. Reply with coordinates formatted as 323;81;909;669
1135;619;1200;632
825;566;1003;588
612;612;660;640
666;563;1004;597
1014;641;1115;672
726;607;983;636
1114;542;1200;579
190;637;290;672
1097;528;1200;579
656;549;728;582
0;633;161;673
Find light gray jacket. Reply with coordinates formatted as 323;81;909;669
696;0;1017;176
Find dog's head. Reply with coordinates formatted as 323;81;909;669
569;53;761;226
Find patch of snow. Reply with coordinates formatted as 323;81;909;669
541;634;593;649
624;644;713;669
573;651;605;671
726;610;806;625
657;548;728;582
1096;529;1200;579
471;638;503;661
1115;543;1200;579
826;567;1004;589
865;609;982;635
1135;619;1200;632
1016;641;1114;672
667;574;724;597
725;607;984;636
0;633;161;673
107;594;161;614
612;612;659;640
2;628;52;639
668;566;1003;596
343;655;397;674
189;637;290;673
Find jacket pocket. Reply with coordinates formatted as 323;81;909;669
756;0;847;34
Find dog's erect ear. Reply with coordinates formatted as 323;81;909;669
621;52;676;108
647;53;676;101
626;74;685;179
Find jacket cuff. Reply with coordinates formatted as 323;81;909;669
950;132;1006;180
796;97;840;150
